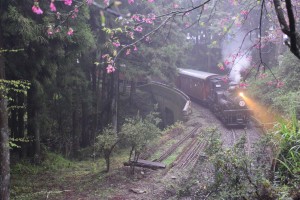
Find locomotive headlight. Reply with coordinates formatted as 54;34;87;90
239;92;244;97
239;100;246;107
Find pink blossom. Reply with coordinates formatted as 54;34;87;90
64;0;72;6
276;81;284;88
218;64;225;70
131;14;141;22
32;5;43;15
145;36;150;42
106;65;116;73
134;26;143;32
72;13;77;19
56;12;61;19
127;31;134;39
55;27;61;33
104;0;109;6
47;27;53;35
148;13;156;20
126;49;131;55
240;10;249;16
258;73;267;79
224;59;231;66
239;82;248;88
133;45;137;51
102;54;109;59
148;0;154;2
221;77;228;83
67;28;74;35
112;42;120;47
86;0;94;5
128;0;134;4
246;56;252;62
50;2;56;12
145;18;154;24
267;81;274;86
173;3;179;8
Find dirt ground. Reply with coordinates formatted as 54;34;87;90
11;102;263;200
101;102;262;200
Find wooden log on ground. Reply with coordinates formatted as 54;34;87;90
123;159;166;170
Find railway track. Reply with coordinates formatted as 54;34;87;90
156;123;201;162
177;139;207;169
230;129;237;146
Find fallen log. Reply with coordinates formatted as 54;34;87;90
123;159;166;170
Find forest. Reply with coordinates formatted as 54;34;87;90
1;0;300;199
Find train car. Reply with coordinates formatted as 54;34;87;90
176;68;249;127
176;68;222;103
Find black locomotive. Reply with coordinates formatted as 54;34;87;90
176;68;250;126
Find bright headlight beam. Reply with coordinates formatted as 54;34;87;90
239;92;244;97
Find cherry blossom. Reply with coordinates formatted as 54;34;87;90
102;54;109;59
112;42;120;47
240;10;249;16
224;59;231;66
47;27;54;35
218;63;225;70
134;26;143;32
126;49;131;55
104;0;109;6
86;0;94;5
64;0;72;6
127;31;134;39
50;1;56;12
258;73;267;79
128;0;134;5
106;64;116;73
32;5;43;14
221;76;229;83
239;82;248;89
133;45;137;51
67;27;74;35
276;81;284;88
131;14;141;22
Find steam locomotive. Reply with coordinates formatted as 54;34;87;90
176;68;250;126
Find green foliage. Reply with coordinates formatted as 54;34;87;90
95;125;118;151
12;152;73;175
121;111;161;154
248;51;300;114
0;79;30;100
161;121;184;135
202;128;277;199
273;114;300;183
9;137;30;149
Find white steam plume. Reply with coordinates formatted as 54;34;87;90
222;30;252;83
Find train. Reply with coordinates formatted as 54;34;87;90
176;68;250;127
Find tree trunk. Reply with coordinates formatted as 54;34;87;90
112;70;119;132
129;80;136;105
27;84;41;162
17;93;26;158
72;96;80;158
104;150;110;172
81;100;89;147
0;28;10;200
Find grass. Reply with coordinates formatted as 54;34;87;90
163;144;186;166
11;149;130;199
